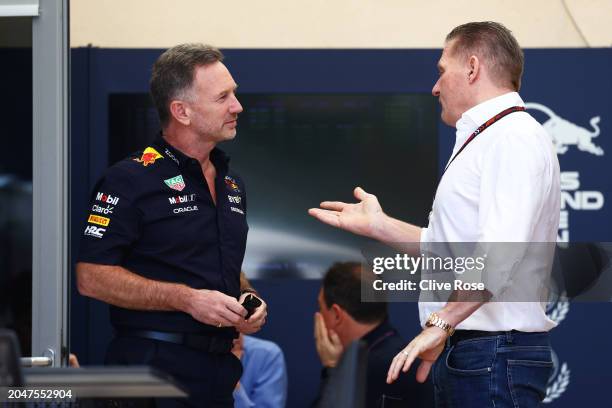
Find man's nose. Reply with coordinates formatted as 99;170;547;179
432;80;440;97
230;95;243;114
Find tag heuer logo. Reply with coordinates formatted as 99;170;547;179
164;175;186;191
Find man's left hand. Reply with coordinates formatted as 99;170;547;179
386;327;447;384
236;292;267;334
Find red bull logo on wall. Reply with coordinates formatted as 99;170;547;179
526;103;604;156
526;102;606;243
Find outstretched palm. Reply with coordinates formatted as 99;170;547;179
308;187;385;239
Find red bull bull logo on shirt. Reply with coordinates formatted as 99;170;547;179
134;147;164;167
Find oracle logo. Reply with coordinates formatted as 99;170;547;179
173;205;199;214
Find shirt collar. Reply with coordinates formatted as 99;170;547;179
452;92;524;154
153;133;230;170
456;92;525;136
361;319;396;347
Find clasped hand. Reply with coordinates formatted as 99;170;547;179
187;289;267;334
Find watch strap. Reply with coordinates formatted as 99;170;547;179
426;312;455;336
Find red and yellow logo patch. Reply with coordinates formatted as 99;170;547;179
224;176;241;193
134;147;163;167
88;214;110;227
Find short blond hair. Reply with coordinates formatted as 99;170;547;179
446;21;524;91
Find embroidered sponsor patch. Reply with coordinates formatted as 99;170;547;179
230;206;244;215
173;205;199;214
224;176;241;193
227;195;242;204
84;225;106;238
164;148;180;166
92;204;114;215
168;193;196;204
88;214;111;227
164;175;186;191
134;147;164;166
96;192;119;205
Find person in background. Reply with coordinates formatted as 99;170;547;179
232;333;288;408
313;262;433;407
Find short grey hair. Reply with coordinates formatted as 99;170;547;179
150;43;224;127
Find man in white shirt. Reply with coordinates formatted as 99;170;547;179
309;21;560;407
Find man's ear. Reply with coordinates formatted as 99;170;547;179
330;304;345;325
467;55;480;84
169;100;191;126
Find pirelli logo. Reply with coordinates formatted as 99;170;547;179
88;214;111;227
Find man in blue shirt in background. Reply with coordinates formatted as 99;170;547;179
232;333;288;408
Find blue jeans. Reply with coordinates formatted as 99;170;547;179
432;331;553;408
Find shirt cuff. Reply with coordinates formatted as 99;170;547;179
421;226;429;241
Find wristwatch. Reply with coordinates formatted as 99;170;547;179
425;312;455;336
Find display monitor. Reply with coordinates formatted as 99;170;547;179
109;93;438;278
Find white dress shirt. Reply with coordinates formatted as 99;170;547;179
418;92;560;332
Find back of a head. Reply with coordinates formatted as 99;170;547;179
323;262;387;324
446;21;524;91
149;43;224;128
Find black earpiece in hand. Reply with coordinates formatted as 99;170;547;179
241;294;262;319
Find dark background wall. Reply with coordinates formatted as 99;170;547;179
0;47;33;357
68;48;612;407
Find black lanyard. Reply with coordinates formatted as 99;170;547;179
440;105;526;179
426;105;525;224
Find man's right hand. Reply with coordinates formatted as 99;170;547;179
308;187;386;240
76;263;249;328
314;312;343;368
186;289;247;328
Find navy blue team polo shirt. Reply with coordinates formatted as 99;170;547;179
78;135;248;336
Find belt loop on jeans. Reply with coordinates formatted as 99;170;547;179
505;330;514;344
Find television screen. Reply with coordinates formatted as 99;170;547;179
109;93;438;278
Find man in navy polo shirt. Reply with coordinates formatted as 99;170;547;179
76;44;267;407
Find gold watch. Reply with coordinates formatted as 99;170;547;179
425;312;455;336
